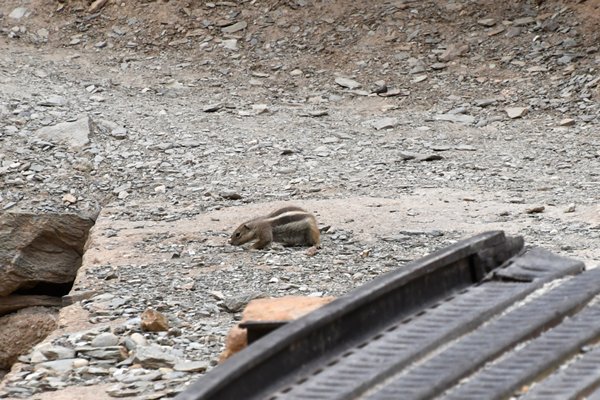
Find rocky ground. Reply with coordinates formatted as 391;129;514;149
0;0;599;398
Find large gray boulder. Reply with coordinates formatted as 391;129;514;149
0;213;95;296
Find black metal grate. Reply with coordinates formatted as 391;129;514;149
175;232;595;400
363;268;600;399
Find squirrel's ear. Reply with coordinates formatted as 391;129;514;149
243;224;250;229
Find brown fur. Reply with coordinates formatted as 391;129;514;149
229;206;320;249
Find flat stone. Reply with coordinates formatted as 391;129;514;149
78;346;126;360
91;332;119;347
106;384;145;398
513;17;536;26
558;118;575;127
39;95;67;107
220;191;242;200
252;104;269;114
505;107;528;119
487;26;505;36
9;7;29;19
335;77;362;89
41;345;75;361
505;26;522;38
416;153;444;162
30;350;47;364
223;292;264;313
62;193;77;204
133;344;179;369
88;0;108;13
33;116;91;149
398;151;417;161
527;66;548;73
455;144;477;151
173;360;209;372
110;126;128;139
34;358;88;373
62;290;97;306
439;43;469;62
371;117;399;130
304;110;329;117
525;206;545;214
29;163;45;172
86;366;111;375
410;64;427;74
221;21;247;34
433;113;475;124
581;115;595;123
477;18;496;27
130;333;147;346
313;146;330;157
474;98;498;107
378;88;409;97
221;39;238;51
430;145;451;152
203;103;222;112
118;370;162;383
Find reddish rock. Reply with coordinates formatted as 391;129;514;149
140;308;169;332
220;296;335;362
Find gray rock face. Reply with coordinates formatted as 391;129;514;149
0;213;95;296
0;295;62;316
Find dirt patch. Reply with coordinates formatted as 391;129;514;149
1;383;115;400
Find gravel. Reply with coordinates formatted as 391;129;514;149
0;0;599;398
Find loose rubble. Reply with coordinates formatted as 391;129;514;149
0;0;599;398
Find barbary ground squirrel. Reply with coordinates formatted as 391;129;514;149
229;206;320;250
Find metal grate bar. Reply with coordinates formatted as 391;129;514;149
363;268;600;400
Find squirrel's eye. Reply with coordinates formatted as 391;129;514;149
235;232;241;237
